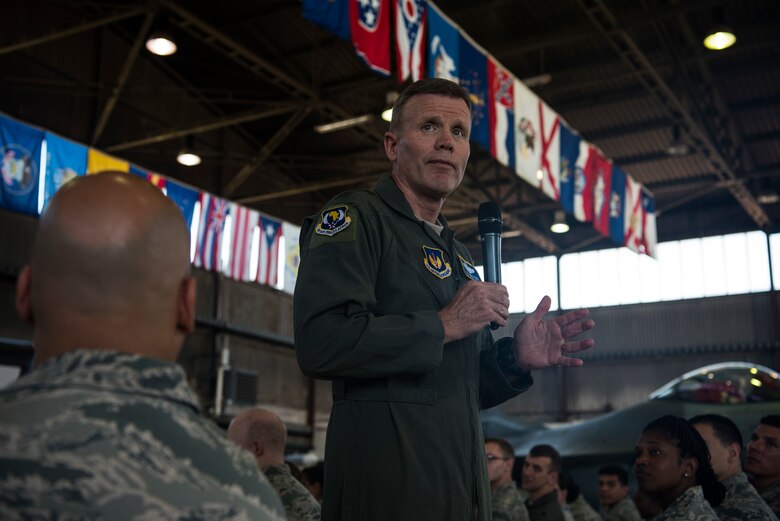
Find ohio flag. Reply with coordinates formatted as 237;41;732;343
350;0;391;76
395;0;425;82
487;58;515;170
257;215;282;287
227;203;259;282
194;193;229;272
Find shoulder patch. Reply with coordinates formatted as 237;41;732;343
422;245;452;279
316;205;351;236
459;256;481;281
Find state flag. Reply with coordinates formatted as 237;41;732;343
459;35;489;151
166;179;199;231
282;221;301;295
609;165;626;245
43;131;86;211
303;0;350;41
427;2;459;82
227;203;259;282
0;114;43;216
87;148;128;174
194;193;229;272
350;0;391;76
573;142;596;222
257;215;282;287
641;190;657;258
591;152;613;237
487;58;515;170
395;0;426;83
559;124;581;216
623;174;644;254
130;164;167;193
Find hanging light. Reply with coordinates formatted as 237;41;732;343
381;91;400;123
550;210;569;234
703;27;736;50
314;114;374;134
146;32;177;56
666;124;690;157
176;136;201;166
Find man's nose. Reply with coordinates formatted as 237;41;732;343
436;132;454;150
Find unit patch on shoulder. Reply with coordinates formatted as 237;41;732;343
459;256;481;281
315;205;351;236
422;245;452;279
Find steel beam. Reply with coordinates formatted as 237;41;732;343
236;173;382;204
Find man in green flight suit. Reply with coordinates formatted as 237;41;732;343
294;78;595;521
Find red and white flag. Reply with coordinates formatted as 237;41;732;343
623;174;644;253
350;0;391;76
227;203;258;281
257;215;282;287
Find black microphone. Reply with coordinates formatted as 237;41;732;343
478;202;503;330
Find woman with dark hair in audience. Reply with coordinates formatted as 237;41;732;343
634;415;725;521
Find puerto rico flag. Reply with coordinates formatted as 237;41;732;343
559;123;581;216
194;193;229;272
395;0;425;83
227;203;259;282
609;165;626;245
591;152;613;237
623;174;644;254
257;215;282;287
427;2;458;81
487;58;515;170
350;0;391;76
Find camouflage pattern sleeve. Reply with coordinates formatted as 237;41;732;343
569;494;602;521
264;463;322;521
492;482;530;521
760;481;780;520
653;486;719;521
605;496;643;521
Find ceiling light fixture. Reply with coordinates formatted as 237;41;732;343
176;136;201;166
381;91;400;123
550;210;569;234
145;32;177;56
314;114;373;134
703;28;736;50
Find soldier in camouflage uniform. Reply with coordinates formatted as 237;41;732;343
635;416;725;521
597;465;642;521
522;445;567;521
691;414;778;521
485;438;530;521
229;408;321;521
746;415;780;519
0;172;285;520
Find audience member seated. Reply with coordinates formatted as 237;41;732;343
559;472;601;521
597;464;642;521
690;414;778;521
522;444;566;521
634;415;725;521
485;437;529;521
0;172;285;520
228;408;322;521
746;415;780;518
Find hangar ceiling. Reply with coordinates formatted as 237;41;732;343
2;0;779;262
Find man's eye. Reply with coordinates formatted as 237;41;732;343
422;123;435;131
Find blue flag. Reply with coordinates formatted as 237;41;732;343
559;124;581;216
43;132;86;211
166;178;199;230
609;165;626;245
459;36;489;151
427;2;459;81
0;114;44;215
303;0;349;41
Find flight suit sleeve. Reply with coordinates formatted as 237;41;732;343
294;202;445;379
478;336;533;410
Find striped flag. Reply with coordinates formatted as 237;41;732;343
257;215;282;287
488;58;515;170
395;0;426;82
623;174;644;253
227;203;259;281
194;193;228;272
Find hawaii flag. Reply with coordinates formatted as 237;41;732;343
257;215;282;287
395;0;426;82
227;203;259;282
513;79;560;199
194;193;229;272
487;58;515;170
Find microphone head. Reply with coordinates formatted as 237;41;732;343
478;201;503;236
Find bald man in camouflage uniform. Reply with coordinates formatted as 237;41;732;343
691;414;778;521
229;408;321;521
0;172;285;520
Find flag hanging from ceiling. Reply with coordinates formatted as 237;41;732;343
350;0;391;76
227;203;259;282
395;0;426;83
537;100;561;201
573;142;596;223
0;114;43;216
641;189;657;258
487;58;515;170
623;174;644;254
303;0;350;41
559;123;581;216
609;165;626;245
43;131;86;211
130;164;167;192
591;152;613;237
166;178;199;231
282;221;301;295
194;193;229;272
513;79;541;188
257;214;282;287
87;148;128;174
459;34;489;151
427;2;459;82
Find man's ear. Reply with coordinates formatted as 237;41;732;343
727;442;741;464
384;131;398;162
15;266;34;325
251;440;265;458
176;277;196;334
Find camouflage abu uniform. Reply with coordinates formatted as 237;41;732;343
265;463;322;521
653;485;718;521
604;496;642;521
569;494;602;521
716;472;778;521
492;482;530;521
0;350;286;520
759;481;780;519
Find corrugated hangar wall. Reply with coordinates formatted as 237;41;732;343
1;208;778;448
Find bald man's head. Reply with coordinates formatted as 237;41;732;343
227;409;287;469
16;171;196;364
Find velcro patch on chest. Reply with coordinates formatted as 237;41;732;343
459;256;481;281
315;205;351;236
422;245;452;279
